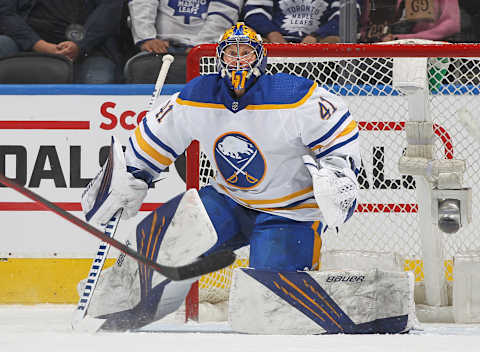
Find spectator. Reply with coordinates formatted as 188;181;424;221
118;0;138;63
243;0;361;44
452;0;480;43
127;0;243;82
359;0;460;43
0;0;124;83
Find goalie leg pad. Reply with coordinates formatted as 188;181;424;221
77;244;142;319
138;188;218;267
98;277;195;331
80;240;196;332
229;268;417;334
78;188;218;331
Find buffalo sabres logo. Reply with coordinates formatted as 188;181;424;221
214;132;266;189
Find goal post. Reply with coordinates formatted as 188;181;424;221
184;42;480;322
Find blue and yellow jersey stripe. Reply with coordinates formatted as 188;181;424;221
129;118;179;174
315;131;359;160
140;118;179;159
307;111;352;149
258;201;319;212
244;82;316;110
310;120;357;151
218;184;314;208
134;128;172;166
307;112;359;162
176;97;226;109
176;82;317;111
177;74;317;112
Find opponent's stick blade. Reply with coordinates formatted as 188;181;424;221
164;250;236;281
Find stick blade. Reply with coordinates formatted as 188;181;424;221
162;250;236;281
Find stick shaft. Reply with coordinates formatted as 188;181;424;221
147;55;174;110
71;208;122;327
0;174;167;274
72;55;176;325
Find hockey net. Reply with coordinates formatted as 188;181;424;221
184;41;480;320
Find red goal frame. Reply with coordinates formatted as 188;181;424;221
183;42;480;321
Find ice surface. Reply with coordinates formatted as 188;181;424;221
1;305;480;352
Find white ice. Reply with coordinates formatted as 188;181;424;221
2;305;480;352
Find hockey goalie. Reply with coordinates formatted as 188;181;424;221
76;23;417;334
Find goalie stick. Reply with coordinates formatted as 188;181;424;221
72;54;176;327
0;173;235;281
71;208;123;328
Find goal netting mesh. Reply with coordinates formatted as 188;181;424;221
185;41;480;308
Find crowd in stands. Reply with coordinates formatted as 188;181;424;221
0;0;477;84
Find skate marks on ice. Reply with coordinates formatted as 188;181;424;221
3;305;480;336
138;321;236;334
139;322;480;336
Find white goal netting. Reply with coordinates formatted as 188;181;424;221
186;42;480;308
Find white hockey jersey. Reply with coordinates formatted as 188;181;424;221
129;0;242;47
126;73;361;221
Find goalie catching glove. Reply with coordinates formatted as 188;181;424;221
81;136;148;226
303;154;358;228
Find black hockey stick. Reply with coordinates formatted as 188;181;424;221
0;173;235;281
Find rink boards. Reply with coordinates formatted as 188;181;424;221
0;85;185;303
0;84;474;303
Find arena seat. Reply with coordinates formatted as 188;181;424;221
0;53;73;84
123;51;186;84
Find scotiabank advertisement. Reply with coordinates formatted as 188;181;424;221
0;85;186;258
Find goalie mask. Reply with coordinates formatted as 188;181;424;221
217;23;267;93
